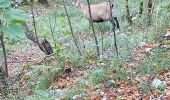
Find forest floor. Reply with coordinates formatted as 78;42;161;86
7;41;170;100
3;2;170;100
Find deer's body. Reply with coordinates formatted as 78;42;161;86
74;0;120;30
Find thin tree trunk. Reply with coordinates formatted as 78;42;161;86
40;10;57;49
0;21;8;77
0;67;8;98
0;36;8;77
0;21;8;98
30;1;39;48
147;0;153;26
108;0;118;57
62;0;82;56
48;19;56;48
27;2;53;55
87;0;100;57
126;0;133;25
139;1;144;17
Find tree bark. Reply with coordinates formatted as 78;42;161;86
0;67;8;97
0;25;8;97
139;1;144;17
22;23;53;55
27;1;53;55
0;20;8;77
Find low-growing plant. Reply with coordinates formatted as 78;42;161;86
138;82;151;93
64;87;85;100
89;69;105;86
138;47;170;75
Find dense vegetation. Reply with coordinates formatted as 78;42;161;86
0;0;170;99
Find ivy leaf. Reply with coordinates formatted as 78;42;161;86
0;0;10;8
2;24;24;37
4;8;28;23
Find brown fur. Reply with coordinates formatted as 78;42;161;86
75;0;113;22
74;0;120;30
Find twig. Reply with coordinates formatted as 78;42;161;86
48;18;56;48
30;1;40;48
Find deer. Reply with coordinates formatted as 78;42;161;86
73;0;120;32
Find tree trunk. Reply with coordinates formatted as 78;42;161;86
139;1;144;17
0;20;8;77
0;67;8;98
22;23;53;55
0;34;8;98
62;0;82;56
147;0;153;26
87;0;100;57
125;0;133;25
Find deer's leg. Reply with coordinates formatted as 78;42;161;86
113;17;120;31
110;20;116;32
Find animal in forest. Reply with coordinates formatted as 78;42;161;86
73;0;120;31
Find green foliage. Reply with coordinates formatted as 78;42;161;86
29;65;62;90
106;80;115;87
89;69;105;86
76;77;88;88
25;90;55;100
4;0;170;98
64;88;85;100
109;59;128;82
0;0;10;8
71;53;80;68
138;47;170;75
138;82;151;93
2;24;24;36
0;0;28;38
4;8;27;22
31;65;52;71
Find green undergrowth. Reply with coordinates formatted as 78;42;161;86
5;0;170;99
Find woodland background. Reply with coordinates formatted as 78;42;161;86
0;0;170;99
